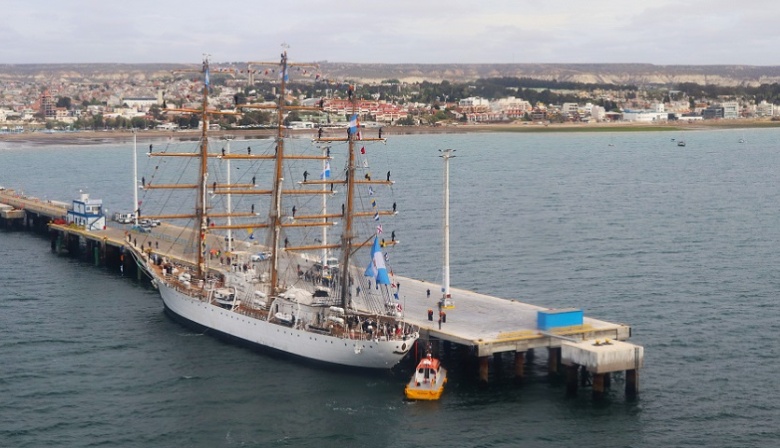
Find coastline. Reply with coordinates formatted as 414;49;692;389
2;119;779;145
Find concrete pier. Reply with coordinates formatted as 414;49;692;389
1;187;644;398
561;338;644;398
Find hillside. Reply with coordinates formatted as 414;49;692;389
3;62;780;87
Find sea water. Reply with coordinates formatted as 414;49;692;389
1;129;779;447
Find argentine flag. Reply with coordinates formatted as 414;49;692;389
321;161;331;179
348;114;359;134
364;236;391;285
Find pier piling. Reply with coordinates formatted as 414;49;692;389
514;351;525;380
592;373;606;399
626;369;639;398
566;365;579;396
547;347;561;376
479;356;489;384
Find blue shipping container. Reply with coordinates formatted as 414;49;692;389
537;308;584;330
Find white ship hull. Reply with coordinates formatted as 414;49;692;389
156;281;416;369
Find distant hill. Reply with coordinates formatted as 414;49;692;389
318;63;780;87
0;63;189;83
3;62;780;87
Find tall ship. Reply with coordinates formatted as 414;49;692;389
131;51;418;368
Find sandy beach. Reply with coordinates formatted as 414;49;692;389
2;119;779;145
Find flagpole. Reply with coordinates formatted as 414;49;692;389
440;148;455;309
133;128;139;226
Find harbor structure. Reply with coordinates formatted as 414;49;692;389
0;186;644;397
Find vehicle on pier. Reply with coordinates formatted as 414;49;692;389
112;212;136;224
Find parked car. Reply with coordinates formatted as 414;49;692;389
251;252;271;262
131;225;151;233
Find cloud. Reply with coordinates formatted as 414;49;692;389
2;1;780;65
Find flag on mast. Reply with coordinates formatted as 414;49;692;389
365;237;390;284
348;114;359;134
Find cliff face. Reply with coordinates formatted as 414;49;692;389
3;62;780;86
317;63;780;86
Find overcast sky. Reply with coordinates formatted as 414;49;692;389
3;1;779;65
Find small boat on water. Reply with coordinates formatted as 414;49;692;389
405;353;447;400
677;140;686;147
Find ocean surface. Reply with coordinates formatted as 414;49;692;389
1;129;779;447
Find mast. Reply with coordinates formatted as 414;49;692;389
224;136;233;252
321;144;329;267
147;56;243;278
196;56;211;278
244;46;324;294
339;115;356;306
132;128;139;226
439;149;455;308
268;48;289;294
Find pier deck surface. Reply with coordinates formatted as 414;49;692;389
0;188;69;219
381;277;630;356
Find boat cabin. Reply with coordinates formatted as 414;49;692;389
413;354;442;385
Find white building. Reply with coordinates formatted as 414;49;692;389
489;96;532;119
722;101;739;119
122;90;164;110
458;97;490;112
590;105;606;121
561;103;579;115
67;192;106;231
621;109;668;122
756;100;774;117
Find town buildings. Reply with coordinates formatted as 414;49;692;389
1;65;780;132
